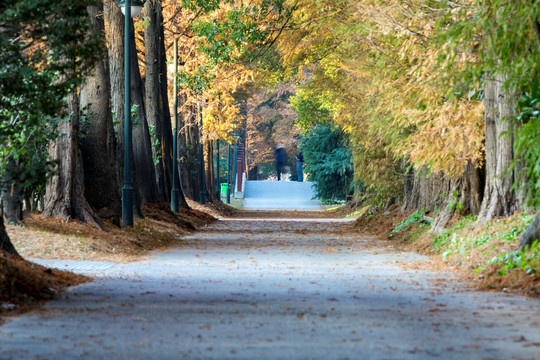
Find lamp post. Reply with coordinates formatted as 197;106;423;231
198;102;205;205
215;139;220;199
226;142;231;204
117;0;145;227
171;38;179;213
233;140;238;197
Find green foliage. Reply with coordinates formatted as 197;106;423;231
448;190;463;214
436;0;540;94
299;124;353;201
514;86;540;210
130;104;140;126
432;215;533;262
0;116;60;200
289;89;333;133
148;125;162;166
432;215;477;251
178;66;216;95
488;240;540;276
0;0;102;197
392;208;424;233
188;0;292;65
257;162;276;179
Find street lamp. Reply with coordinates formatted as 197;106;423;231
171;38;180;213
117;0;145;227
198;102;206;205
226;142;231;204
118;0;145;17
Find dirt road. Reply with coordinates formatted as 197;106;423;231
1;216;540;359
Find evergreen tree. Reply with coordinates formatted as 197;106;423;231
299;125;352;201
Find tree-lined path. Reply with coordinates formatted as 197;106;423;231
1;215;539;359
244;181;322;210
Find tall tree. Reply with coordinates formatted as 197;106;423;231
477;75;522;224
43;90;106;230
80;3;121;224
0;0;102;251
438;0;539;224
107;1;158;212
0;215;19;257
180;107;202;200
1;159;23;224
107;0;142;217
145;0;169;203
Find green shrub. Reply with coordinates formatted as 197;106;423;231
392;208;424;233
299;124;353;201
488;240;540;276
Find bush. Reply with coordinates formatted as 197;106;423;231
299;124;353;201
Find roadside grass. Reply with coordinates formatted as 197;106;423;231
220;196;245;209
344;207;369;219
355;207;539;297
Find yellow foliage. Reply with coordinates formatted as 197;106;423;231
278;0;485;183
158;0;258;144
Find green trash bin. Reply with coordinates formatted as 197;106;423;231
220;183;228;197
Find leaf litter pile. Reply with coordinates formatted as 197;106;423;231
0;251;89;316
1;201;220;315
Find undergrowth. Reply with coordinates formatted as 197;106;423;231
433;214;533;261
485;240;540;276
426;213;538;294
385;208;538;295
391;208;424;233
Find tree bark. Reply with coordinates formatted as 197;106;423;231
429;161;484;233
0;215;20;257
477;74;522;225
519;214;540;251
180;107;201;200
205;141;216;202
107;1;158;210
401;167;449;213
144;0;168;203
80;4;121;225
158;13;182;206
1;158;23;225
43;90;106;230
166;45;189;209
107;0;143;218
129;21;160;204
402;160;484;234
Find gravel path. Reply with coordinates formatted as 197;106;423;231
1;217;540;359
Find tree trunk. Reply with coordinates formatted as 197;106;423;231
158;14;182;206
107;1;158;210
80;4;121;225
180;107;201;200
429;161;484;233
401;167;449;213
144;0;169;203
129;21;160;204
165;42;189;209
107;0;143;218
205;141;216;202
1;158;23;225
402;160;484;234
519;214;540;251
178;104;192;200
0;215;20;257
43;91;106;230
477;74;522;225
